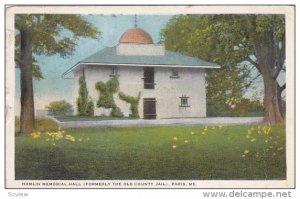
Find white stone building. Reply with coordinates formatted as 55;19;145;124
63;28;220;119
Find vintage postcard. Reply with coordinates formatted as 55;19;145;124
5;5;295;188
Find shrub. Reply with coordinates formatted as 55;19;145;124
46;100;72;116
15;117;58;134
208;98;264;117
76;76;94;116
35;118;59;132
85;97;95;117
111;106;123;117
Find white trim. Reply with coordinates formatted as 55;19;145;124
80;62;220;68
62;62;220;79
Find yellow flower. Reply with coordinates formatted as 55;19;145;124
246;135;251;139
184;140;189;144
250;138;256;142
241;154;246;158
190;132;195;135
201;132;206;135
265;139;268;143
247;129;252;135
250;127;254;131
172;145;177;149
65;134;76;142
243;149;249;154
173;136;178;141
30;131;41;139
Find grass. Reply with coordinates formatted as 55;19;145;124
15;125;286;180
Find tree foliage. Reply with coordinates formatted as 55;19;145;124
161;15;250;116
15;14;100;133
15;14;100;79
161;15;285;123
46;100;72;116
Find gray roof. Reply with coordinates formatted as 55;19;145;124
62;47;220;78
82;47;219;67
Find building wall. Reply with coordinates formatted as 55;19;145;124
73;65;206;118
116;43;165;56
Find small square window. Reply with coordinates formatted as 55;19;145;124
170;69;180;79
179;95;190;107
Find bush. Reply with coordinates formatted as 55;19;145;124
46;100;72;116
77;77;88;116
35;118;59;132
207;98;264;117
76;76;94;116
111;106;123;117
85;97;94;117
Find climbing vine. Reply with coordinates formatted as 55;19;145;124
119;92;141;118
95;77;122;117
76;76;94;116
95;77;141;118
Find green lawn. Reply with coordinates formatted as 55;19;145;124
15;125;286;180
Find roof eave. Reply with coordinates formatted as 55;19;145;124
62;62;220;79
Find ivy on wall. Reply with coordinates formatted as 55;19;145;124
95;77;141;118
119;92;141;118
76;76;94;116
95;77;122;117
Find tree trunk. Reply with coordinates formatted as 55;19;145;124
252;31;285;125
19;28;35;133
262;75;284;124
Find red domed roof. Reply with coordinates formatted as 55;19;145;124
119;28;153;44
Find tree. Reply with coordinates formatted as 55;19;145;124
15;14;100;133
161;15;285;124
46;100;72;116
